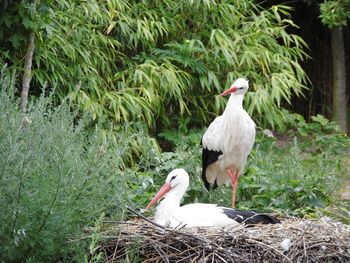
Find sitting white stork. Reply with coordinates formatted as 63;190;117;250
146;169;279;228
201;78;255;208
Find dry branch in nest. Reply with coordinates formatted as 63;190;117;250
98;216;350;262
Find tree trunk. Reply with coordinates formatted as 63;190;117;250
20;31;35;113
20;0;37;113
330;26;347;133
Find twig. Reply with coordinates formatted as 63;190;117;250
37;166;68;233
125;205;165;229
246;238;293;263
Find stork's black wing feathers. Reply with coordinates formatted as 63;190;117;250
221;208;280;225
201;138;222;190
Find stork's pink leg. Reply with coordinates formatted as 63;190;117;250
228;169;239;208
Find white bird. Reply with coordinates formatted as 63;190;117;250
201;78;255;208
146;168;278;228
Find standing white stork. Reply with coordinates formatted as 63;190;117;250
201;78;255;208
146;168;278;228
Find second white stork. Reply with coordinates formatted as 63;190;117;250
202;78;255;208
146;168;279;228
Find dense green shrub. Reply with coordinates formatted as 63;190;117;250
0;68;158;262
238;137;346;215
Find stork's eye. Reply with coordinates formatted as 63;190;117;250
170;176;176;181
239;87;244;90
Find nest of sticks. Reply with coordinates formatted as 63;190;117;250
98;214;350;263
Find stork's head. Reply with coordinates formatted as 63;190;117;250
165;168;190;189
220;78;249;96
146;168;189;209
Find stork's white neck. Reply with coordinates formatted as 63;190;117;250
154;183;188;226
223;94;244;115
164;185;187;204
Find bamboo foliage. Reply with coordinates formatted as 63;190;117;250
1;0;309;129
105;0;308;128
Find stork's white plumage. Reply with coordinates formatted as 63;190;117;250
201;78;255;208
146;169;278;228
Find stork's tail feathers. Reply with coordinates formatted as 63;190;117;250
201;145;222;190
221;208;280;225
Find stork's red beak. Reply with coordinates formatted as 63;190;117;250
219;86;237;96
146;182;171;210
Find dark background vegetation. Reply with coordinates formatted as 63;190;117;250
286;1;350;121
